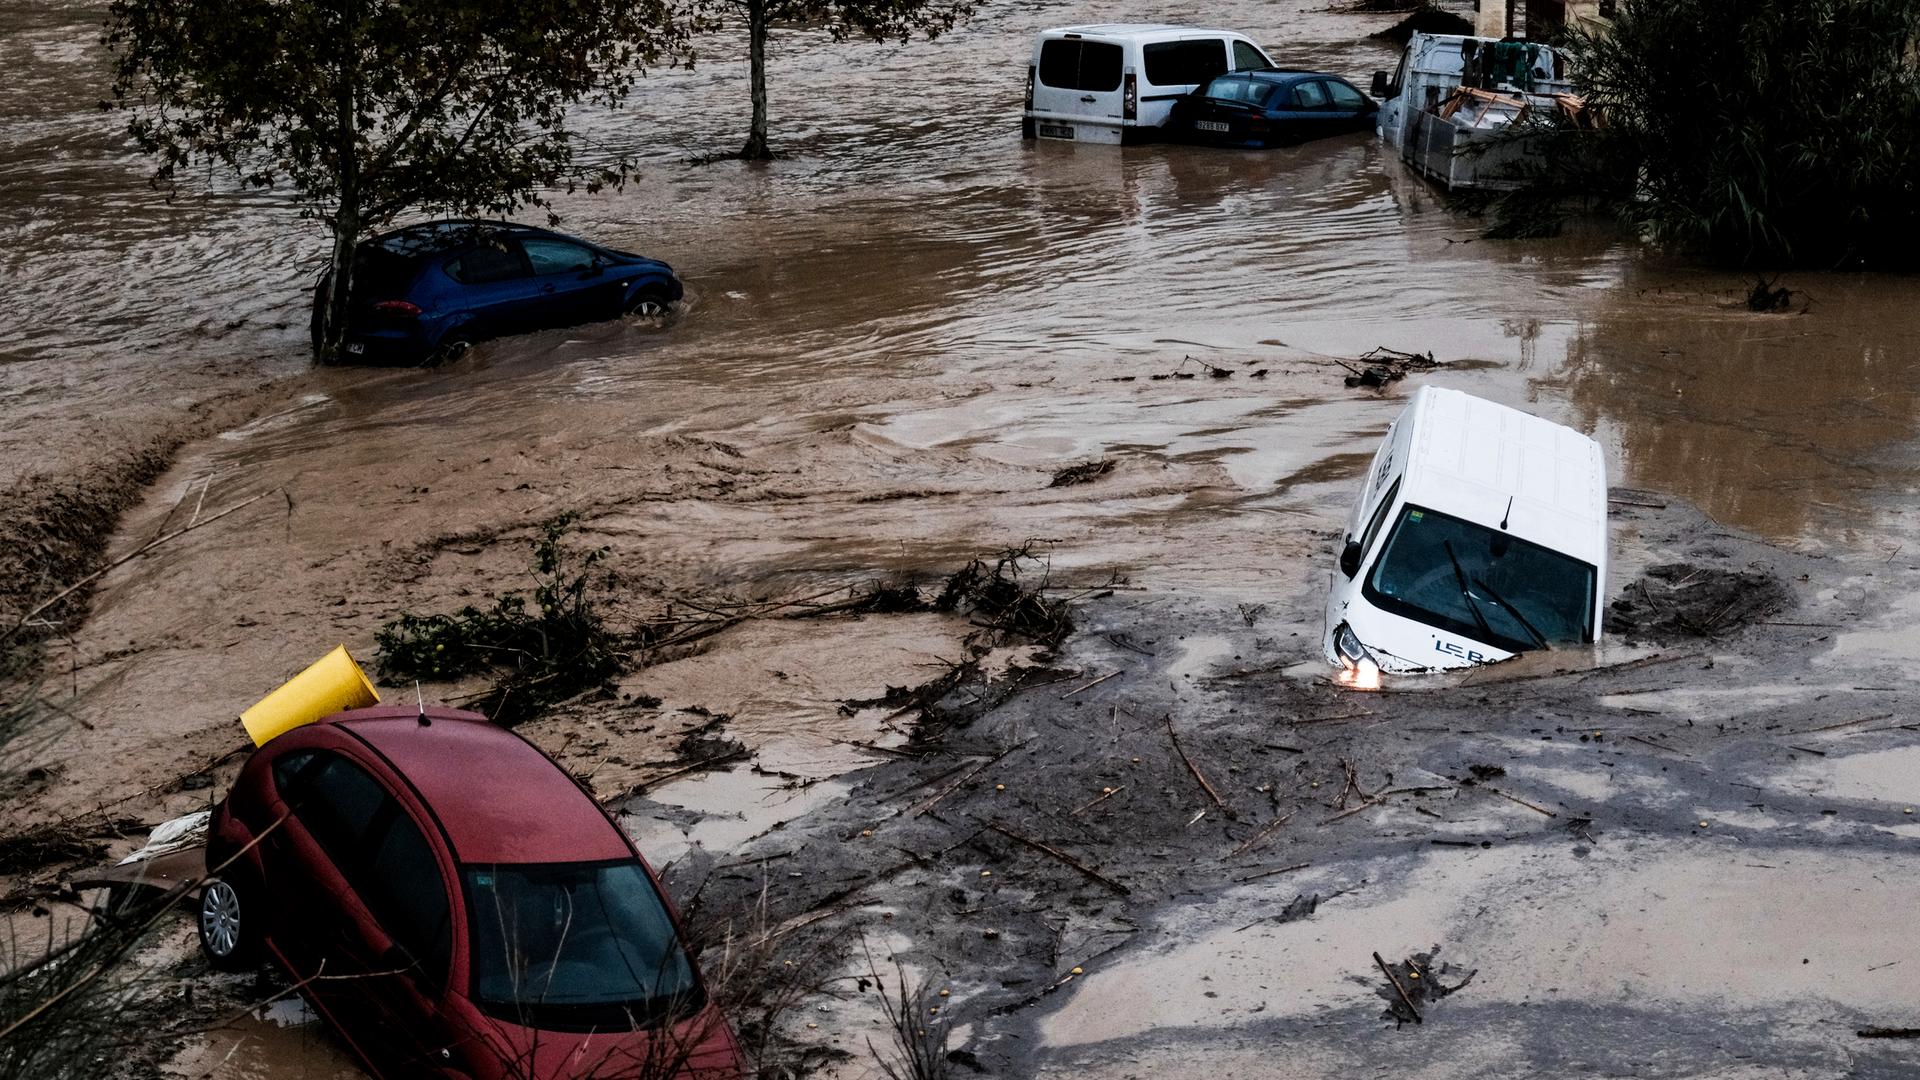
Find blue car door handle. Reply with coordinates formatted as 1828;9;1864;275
541;283;556;294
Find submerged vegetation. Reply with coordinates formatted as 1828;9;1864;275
376;514;622;725
1498;0;1920;267
378;518;1078;726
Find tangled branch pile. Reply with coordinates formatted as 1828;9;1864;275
378;520;1079;725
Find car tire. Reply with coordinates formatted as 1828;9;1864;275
428;335;473;366
198;876;260;971
625;288;673;319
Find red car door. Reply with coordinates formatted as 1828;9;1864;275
269;749;452;1075
338;795;462;1075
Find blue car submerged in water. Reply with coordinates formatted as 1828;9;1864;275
1169;70;1378;148
311;220;683;364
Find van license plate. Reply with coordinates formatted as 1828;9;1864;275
1038;124;1074;140
346;342;365;355
1195;120;1231;133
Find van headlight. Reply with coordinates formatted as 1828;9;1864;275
1333;622;1383;690
1333;622;1373;667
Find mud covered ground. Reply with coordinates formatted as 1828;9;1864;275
636;498;1920;1079
6;0;1920;1074
11;486;1914;1078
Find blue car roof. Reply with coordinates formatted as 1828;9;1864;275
370;219;545;258
1238;69;1340;85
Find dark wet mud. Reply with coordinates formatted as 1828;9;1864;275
625;498;1920;1078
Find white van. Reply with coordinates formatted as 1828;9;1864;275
1323;386;1607;681
1023;25;1277;145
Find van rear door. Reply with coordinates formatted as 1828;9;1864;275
1031;36;1126;139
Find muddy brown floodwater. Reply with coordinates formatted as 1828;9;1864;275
4;0;1920;1076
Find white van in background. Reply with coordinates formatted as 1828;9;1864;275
1323;386;1607;682
1023;25;1276;145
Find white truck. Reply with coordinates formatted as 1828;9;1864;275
1022;25;1276;145
1323;386;1608;682
1369;33;1577;190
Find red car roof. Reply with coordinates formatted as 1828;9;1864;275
329;706;632;865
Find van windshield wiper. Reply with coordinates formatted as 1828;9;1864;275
1472;575;1550;651
1442;540;1495;642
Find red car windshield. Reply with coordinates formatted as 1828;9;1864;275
465;860;701;1029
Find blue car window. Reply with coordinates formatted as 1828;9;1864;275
447;240;527;285
1291;80;1330;109
1326;80;1368;110
522;238;598;276
1205;77;1269;105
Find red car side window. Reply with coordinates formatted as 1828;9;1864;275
277;749;454;986
367;809;453;985
283;751;387;863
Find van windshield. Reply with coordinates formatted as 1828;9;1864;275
465;860;701;1030
1362;504;1595;654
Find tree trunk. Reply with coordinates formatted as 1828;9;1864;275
318;0;362;364
318;211;358;364
742;0;772;160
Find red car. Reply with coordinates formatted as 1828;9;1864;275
200;705;743;1079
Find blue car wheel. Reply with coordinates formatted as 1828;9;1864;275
625;286;673;318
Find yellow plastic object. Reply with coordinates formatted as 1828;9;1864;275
240;644;380;747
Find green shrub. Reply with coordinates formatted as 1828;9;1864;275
1502;0;1920;267
376;514;621;724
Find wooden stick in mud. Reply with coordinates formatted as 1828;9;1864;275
986;822;1129;895
1165;714;1226;810
1061;670;1121;698
911;743;1023;817
1229;811;1295;856
1320;800;1378;825
1624;733;1686;755
1374;951;1423;1024
1798;712;1895;735
605;748;747;803
1487;786;1557;817
2;489;279;644
1070;785;1125;817
1235;861;1309;884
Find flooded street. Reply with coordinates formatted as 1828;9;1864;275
4;0;1920;1075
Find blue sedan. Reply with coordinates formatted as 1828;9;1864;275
311;220;683;364
1170;70;1379;148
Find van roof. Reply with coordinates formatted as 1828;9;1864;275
1399;386;1607;566
1042;23;1248;40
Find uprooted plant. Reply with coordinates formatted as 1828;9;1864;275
862;948;953;1080
933;543;1075;651
381;520;1085;727
376;513;623;725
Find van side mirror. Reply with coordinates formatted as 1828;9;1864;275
1370;70;1391;97
1339;540;1363;578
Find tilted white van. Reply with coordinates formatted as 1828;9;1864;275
1323;386;1607;681
1022;25;1276;145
